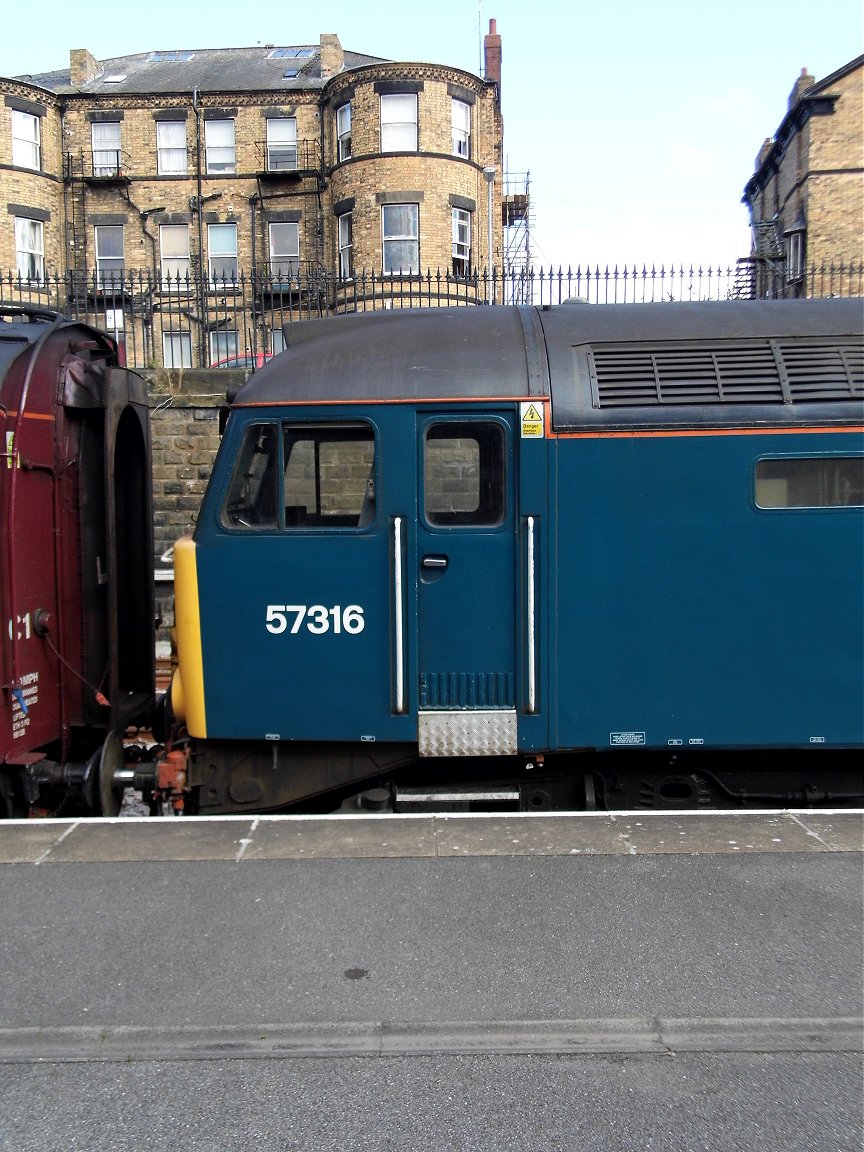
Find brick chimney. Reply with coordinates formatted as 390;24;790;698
70;49;103;86
788;67;815;111
756;137;773;168
320;34;343;80
484;19;501;85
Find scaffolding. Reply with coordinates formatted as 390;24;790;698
502;169;532;304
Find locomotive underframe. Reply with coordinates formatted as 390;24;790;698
179;739;864;815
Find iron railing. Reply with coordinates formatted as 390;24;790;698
1;260;860;369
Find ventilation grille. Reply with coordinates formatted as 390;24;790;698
591;338;864;408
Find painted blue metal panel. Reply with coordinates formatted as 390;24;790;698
194;405;416;744
550;430;864;750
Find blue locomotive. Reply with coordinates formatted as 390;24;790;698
165;300;864;812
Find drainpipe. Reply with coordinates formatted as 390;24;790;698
249;192;259;355
192;88;207;366
483;166;496;304
318;98;327;267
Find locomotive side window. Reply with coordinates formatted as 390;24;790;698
424;421;505;526
222;424;279;528
283;424;375;528
755;457;864;508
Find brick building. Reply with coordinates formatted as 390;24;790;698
741;55;863;298
1;27;505;366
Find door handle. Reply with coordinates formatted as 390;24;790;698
421;555;448;569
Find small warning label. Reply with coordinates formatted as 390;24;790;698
610;731;646;746
520;402;544;438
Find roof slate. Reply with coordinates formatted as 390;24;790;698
13;45;389;96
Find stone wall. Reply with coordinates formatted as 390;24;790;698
143;367;242;641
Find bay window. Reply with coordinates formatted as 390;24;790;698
381;93;417;152
382;203;419;273
11;110;40;169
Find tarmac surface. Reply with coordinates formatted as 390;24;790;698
0;809;861;1150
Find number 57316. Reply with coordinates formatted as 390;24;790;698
265;604;365;636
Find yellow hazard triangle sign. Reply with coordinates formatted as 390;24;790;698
520;402;544;438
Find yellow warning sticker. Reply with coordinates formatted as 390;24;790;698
520;402;544;438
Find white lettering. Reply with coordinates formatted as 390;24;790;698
265;604;365;636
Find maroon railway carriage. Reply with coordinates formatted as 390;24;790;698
0;307;154;816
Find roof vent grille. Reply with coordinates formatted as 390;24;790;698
591;337;864;408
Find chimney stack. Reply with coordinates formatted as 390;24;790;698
70;49;103;86
320;34;344;80
484;19;501;85
788;67;815;110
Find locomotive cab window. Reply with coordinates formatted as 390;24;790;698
222;422;375;530
423;421;505;526
755;457;864;509
283;424;375;528
223;424;280;528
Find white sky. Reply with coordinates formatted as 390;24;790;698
3;0;861;271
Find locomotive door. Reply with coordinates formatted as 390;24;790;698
414;413;518;756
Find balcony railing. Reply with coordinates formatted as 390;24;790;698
255;138;321;175
1;260;860;369
64;149;131;181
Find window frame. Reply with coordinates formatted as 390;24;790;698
159;224;191;288
786;229;806;283
382;203;419;274
451;98;471;159
156;120;188;175
11;109;40;170
162;330;192;368
94;225;125;289
380;93;418;152
336;102;352;162
422;419;507;528
266;117;298;171
222;420;377;532
451;207;472;278
14;216;44;281
268;221;300;281
207;222;238;281
209;329;239;365
754;455;864;510
338;211;354;281
204;118;236;174
91;121;122;176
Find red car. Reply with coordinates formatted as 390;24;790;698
210;352;273;370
